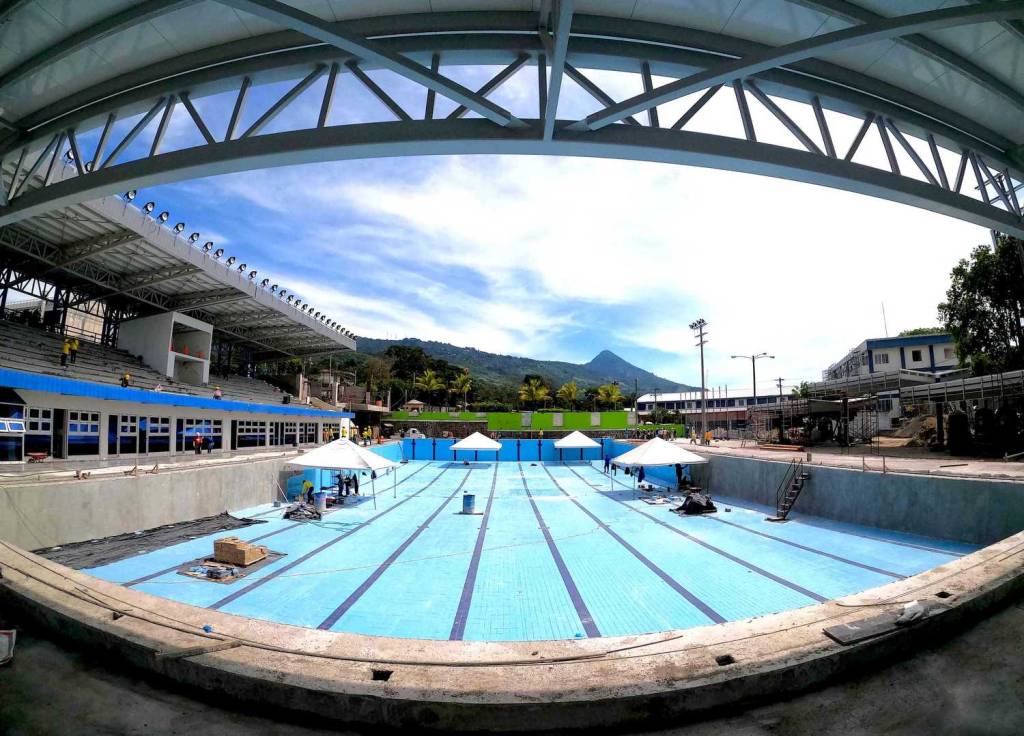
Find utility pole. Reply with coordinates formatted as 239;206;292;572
689;318;708;438
776;377;785;443
731;352;773;438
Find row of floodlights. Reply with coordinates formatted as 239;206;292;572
122;191;354;339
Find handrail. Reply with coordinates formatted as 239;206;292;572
775;459;798;513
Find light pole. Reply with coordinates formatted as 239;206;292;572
689;318;708;438
731;352;774;436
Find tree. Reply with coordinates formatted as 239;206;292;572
450;370;472;409
898;327;944;337
939;234;1024;375
556;381;579;410
518;378;550;409
597;382;624;408
414;369;445;409
791;381;811;398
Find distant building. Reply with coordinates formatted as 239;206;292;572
823;333;958;380
637;390;797;432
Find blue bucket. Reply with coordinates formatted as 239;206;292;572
462;493;476;514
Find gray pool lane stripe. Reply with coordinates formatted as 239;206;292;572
123;462;436;588
580;464;905;580
541;465;725;625
207;462;446;610
559;466;828;602
449;462;500;640
519;463;601;638
318;466;475;631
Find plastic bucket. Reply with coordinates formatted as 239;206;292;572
462;493;476;514
314;492;328;512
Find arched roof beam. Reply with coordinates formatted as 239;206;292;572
0;119;1019;236
3;13;1013;167
571;2;1024;131
216;0;524;128
788;0;1024;109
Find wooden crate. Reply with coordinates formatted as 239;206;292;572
213;536;267;567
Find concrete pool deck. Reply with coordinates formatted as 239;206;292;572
1;514;1022;730
697;440;1024;481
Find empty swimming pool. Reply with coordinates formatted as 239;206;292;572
85;460;976;641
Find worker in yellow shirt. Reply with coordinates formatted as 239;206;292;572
69;336;79;364
59;339;70;368
302;479;314;505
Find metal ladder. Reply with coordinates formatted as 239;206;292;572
766;460;810;522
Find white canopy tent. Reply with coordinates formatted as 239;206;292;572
611;437;707;468
610;437;707;495
450;432;502;461
287;438;400;508
553;430;601;461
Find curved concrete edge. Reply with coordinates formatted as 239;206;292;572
1;533;1022;732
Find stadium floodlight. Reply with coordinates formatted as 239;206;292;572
225;256;236;266
270;284;278;292
237;263;246;272
157;211;169;223
64;148;75;162
188;232;200;243
248;270;257;279
84;162;94;173
202;241;213;253
286;295;294;302
213;248;224;259
124;190;137;201
142;201;155;214
173;222;185;234
260;278;270;288
278;289;286;297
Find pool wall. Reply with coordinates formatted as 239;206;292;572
702;454;1024;546
0;455;284;550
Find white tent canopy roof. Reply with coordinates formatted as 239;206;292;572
553;431;601;449
451;432;502;452
287;438;398;472
612;437;707;467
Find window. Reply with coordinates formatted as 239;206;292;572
875;353;889;365
177;418;223;451
234;419;266;449
67;410;100;456
147;416;171;453
943;347;955;360
911;349;922;362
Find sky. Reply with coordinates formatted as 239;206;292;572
125;61;988;397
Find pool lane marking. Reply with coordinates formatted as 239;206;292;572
557;465;827;602
317;465;476;631
519;463;602;638
577;464;905;580
207;463;448;610
539;464;725;625
121;462;437;588
449;462;500;640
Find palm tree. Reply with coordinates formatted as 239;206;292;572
414;369;445;410
556;381;579;411
450;370;472;410
518;378;550;410
597;382;624;409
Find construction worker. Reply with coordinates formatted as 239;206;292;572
60;339;70;368
302;478;315;505
120;371;132;387
69;336;79;364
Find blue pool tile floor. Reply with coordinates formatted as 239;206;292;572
86;460;977;642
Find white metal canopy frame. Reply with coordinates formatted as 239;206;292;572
0;1;1022;236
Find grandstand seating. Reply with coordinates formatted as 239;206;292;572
0;319;291;406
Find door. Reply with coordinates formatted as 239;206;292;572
52;408;67;459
